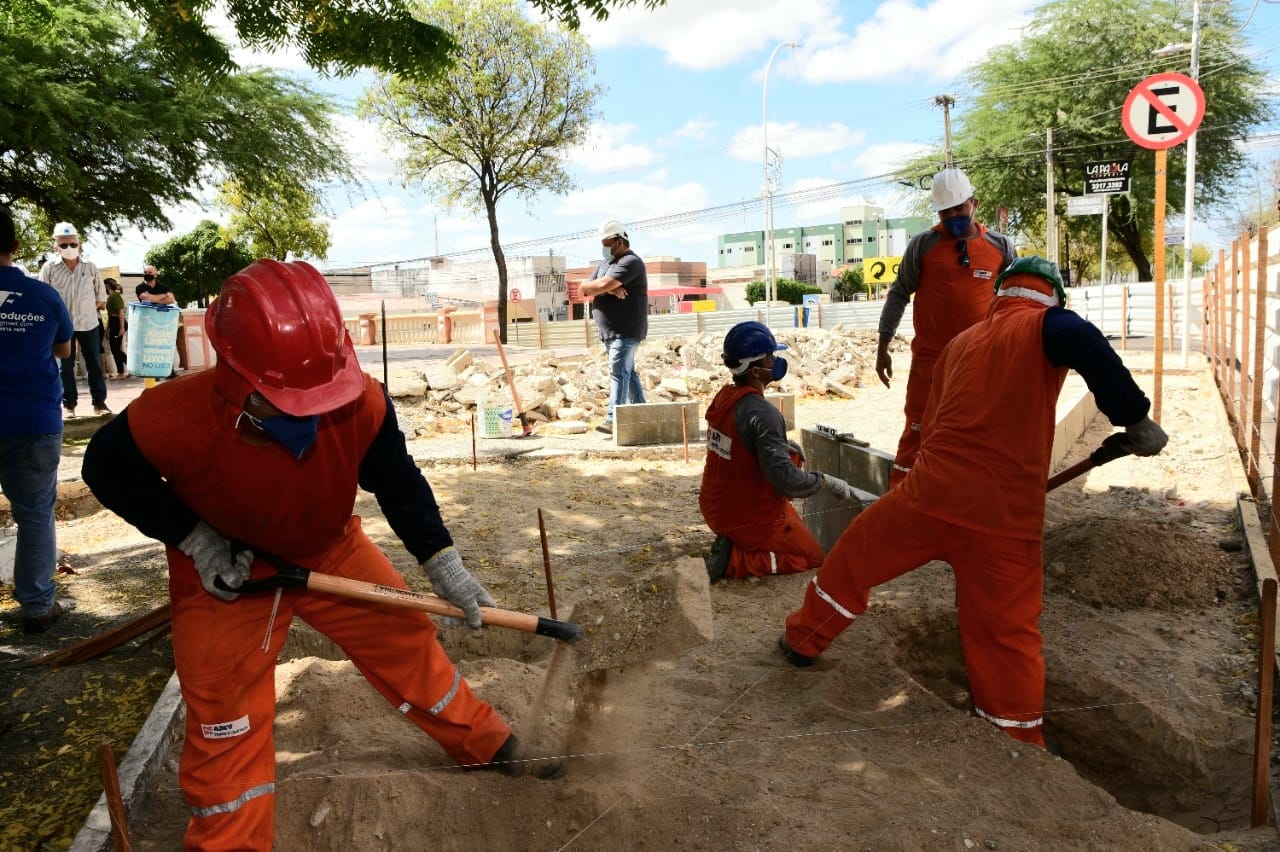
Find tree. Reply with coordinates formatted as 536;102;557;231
0;0;354;241
898;0;1269;280
145;221;255;308
833;267;864;302
103;0;664;79
360;0;602;340
217;178;332;261
745;278;820;305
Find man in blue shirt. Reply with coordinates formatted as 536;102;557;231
0;205;74;633
582;218;648;434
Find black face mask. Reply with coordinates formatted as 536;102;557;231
143;274;156;282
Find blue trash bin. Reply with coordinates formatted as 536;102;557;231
125;302;181;378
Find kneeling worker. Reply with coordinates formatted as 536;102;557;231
699;321;859;583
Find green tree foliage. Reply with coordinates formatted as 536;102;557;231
833;267;865;302
145;220;255;307
217;178;332;261
744;278;821;305
360;0;602;340
93;0;665;79
899;0;1268;280
0;0;354;241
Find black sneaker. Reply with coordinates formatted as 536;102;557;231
22;601;67;634
595;420;613;435
777;634;816;668
474;734;566;780
705;535;733;584
93;404;111;415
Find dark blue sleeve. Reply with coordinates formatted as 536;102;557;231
357;389;453;563
82;408;201;547
1042;307;1150;427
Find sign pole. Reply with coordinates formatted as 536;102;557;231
1100;194;1110;335
1153;148;1166;423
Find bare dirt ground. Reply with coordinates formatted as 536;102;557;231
2;347;1278;850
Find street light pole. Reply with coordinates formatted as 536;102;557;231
1045;126;1056;263
1180;0;1201;366
763;41;796;329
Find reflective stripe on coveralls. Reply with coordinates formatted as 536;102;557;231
190;782;275;819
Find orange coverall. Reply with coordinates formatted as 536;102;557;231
887;224;1014;487
787;284;1071;747
700;384;824;579
122;370;510;849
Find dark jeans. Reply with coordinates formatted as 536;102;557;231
61;329;107;410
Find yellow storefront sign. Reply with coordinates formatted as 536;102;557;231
690;299;717;312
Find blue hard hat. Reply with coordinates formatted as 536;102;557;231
723;321;787;373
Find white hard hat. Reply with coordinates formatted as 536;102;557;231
598;219;627;241
52;221;78;238
929;169;975;211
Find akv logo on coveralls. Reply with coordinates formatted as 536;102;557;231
201;714;250;739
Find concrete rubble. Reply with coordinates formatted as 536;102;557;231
387;326;886;427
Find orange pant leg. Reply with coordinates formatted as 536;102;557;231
951;531;1046;747
723;501;824;579
888;356;937;488
294;521;511;766
784;490;946;658
169;554;294;852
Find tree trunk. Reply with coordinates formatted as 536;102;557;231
1108;197;1152;281
484;190;508;343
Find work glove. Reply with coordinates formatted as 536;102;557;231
820;473;859;502
786;440;806;463
179;521;253;601
1123;416;1168;457
423;546;494;629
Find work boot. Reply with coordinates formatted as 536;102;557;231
93;403;111;415
63;406;76;419
476;734;566;780
594;420;613;435
705;535;733;584
22;600;72;635
777;634;816;668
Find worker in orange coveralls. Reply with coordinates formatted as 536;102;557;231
699;321;860;583
875;167;1017;487
83;260;561;851
780;257;1167;748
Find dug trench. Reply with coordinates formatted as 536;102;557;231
5;359;1280;849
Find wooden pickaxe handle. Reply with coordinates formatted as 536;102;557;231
220;557;581;643
492;330;531;430
1047;432;1132;491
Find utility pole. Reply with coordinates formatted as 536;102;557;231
1180;0;1201;366
933;95;956;168
1045;127;1057;264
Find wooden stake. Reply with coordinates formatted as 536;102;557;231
681;408;689;464
470;412;477;471
1252;577;1276;827
31;604;172;667
1153;147;1166;422
537;508;558;620
98;742;133;851
1120;285;1128;351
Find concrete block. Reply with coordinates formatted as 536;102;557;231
838;442;894;496
615;400;699;446
799;487;874;553
800;427;841;483
765;393;795;430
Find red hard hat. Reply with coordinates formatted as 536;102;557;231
205;259;364;416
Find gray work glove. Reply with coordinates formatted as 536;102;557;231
179;521;253;601
1124;416;1168;457
820;473;859;502
422;546;494;629
786;440;806;463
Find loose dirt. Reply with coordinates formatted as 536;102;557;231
2;349;1277;850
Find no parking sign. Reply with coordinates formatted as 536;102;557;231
1122;72;1205;150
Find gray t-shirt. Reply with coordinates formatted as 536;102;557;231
588;251;648;342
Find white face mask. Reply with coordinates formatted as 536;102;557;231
58;246;79;261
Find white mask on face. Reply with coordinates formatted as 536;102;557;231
58;246;79;261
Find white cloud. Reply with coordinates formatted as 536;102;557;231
728;121;866;162
667;118;717;143
851;141;935;178
332;114;406;185
90;202;225;273
567;122;662;173
323;197;491;267
795;0;1037;83
582;0;833;71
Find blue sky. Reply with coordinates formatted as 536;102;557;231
89;0;1280;275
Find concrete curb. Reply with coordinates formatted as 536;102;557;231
69;672;185;852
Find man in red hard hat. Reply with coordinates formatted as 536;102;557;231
782;257;1167;749
84;260;560;850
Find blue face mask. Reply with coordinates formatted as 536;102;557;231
771;356;788;382
239;410;319;459
943;215;972;239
